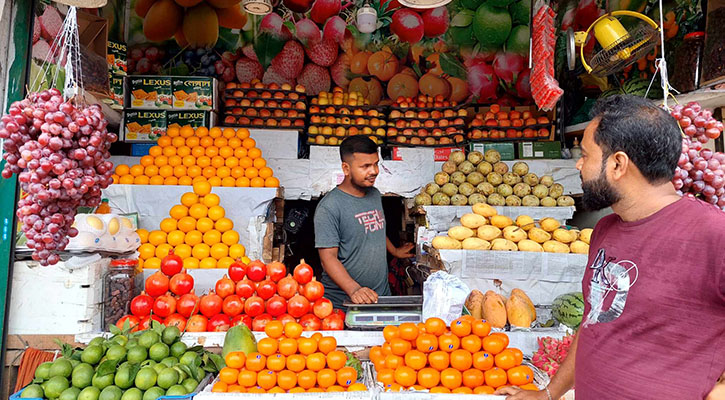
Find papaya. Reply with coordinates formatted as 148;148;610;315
465;290;484;319
511;288;536;321
506;294;534;328
135;0;157;18
483;291;507;328
143;0;183;42
222;324;257;359
215;3;248;29
183;3;220;48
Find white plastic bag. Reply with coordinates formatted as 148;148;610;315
422;271;471;325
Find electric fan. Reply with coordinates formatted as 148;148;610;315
566;11;661;77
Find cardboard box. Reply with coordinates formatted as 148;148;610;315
107;40;127;75
127;76;173;109
517;141;562;159
109;73;124;109
167;110;215;130
123;110;167;142
470;142;515;160
172;76;216;110
131;143;155;157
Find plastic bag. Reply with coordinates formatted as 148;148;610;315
422;271;471;325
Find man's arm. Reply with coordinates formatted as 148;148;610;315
386;237;414;258
495;332;579;399
318;247;378;304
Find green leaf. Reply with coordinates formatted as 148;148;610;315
412;63;423;78
122;319;131;333
96;359;119;377
218;28;240;51
283;21;296;36
253;33;286;70
440;53;467;79
128;363;142;382
152;320;164;335
186;345;204;354
206;353;225;373
451;9;474;27
176;364;194;378
189;364;202;381
109;325;122;336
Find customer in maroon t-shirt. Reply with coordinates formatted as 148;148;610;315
497;95;725;400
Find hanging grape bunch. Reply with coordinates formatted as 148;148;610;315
0;89;117;265
670;102;725;209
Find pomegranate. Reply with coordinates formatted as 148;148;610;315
228;260;247;282
130;292;153;317
277;274;299;299
164;313;186;331
256;280;277;300
222;294;244;317
160;251;183;276
246;260;266;282
322;314;345;330
421;7;449;38
252;314;274;331
232;314;253;330
215;275;236;298
199;292;223;318
288;294;311;318
313;298;333;319
152;293;177;318
116;315;140;332
266;295;287;317
302;278;325;302
277;313;296;326
208;314;231;332
293;261;314;284
186;315;208;332
300;314;322;331
236;278;256;299
391;8;424;44
177;292;200;317
169;270;194;296
266;261;286;282
145;271;169;297
244;295;265;317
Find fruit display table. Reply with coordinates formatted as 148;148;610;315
420;205;576;233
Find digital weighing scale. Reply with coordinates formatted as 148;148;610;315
343;295;423;330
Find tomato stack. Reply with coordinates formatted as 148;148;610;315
212;321;367;393
371;317;538;394
207;259;344;332
116;258;345;333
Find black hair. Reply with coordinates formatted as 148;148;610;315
339;136;378;162
589;95;682;183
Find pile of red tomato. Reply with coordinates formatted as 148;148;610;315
116;255;346;332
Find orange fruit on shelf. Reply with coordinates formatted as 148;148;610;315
239;157;253;169
119;175;134;184
133;175;150;185
417;367;440;389
472;351;494;371
284;321;303;339
326;350;346;370
317;337;337;355
200;136;214;148
210;243;229;259
450;318;472;337
196;217;214;233
507;365;534;386
276;370;297;390
144;257;161;269
173;243;192;259
265;177;280;188
112;175;120;184
248;148;262;159
383;325;399;341
203;230;221;246
236;177;250;187
452;387;473;394
450;349;472;371
383;354;403;370
495;349;518;370
220;146;234;159
246;387;265;393
482;335;507;355
404;350;427;370
347;382;367;392
231;167;245;178
201;193;220;207
186;136;200;148
257;338;278;356
168;155;182;167
221;230;239;246
177;146;191;157
223;128;236;139
440;368;462;390
415;333;438;353
166;230;185;247
428;351;450;371
167;127;180;137
149;176;164;185
257;369;276;390
376;368;395;386
369;346;385;364
177;217;197;233
137;229;149;244
389;338;412;356
115;164;130;176
138;243;155;259
234;148;248;159
154;244;173;259
244;167;258;179
297;370;317;389
258;167;273;179
159;165;174;178
205;147;219;158
278;338;297;356
140;155;154;167
438;333;460;353
180;126;194;138
191;146;205;158
153;156;168;167
242;138;256;149
178;176;193;186
191;243;210;259
163;146;177;157
337;366;357;387
164;176;178;185
217;217;234;233
297;337;318;355
160;218;177;233
130;165;145;177
226;384;245;393
245;352;266;372
508;348;524;365
188;203;208;219
285;354;305;372
193;180;212;196
196;127;209;137
199;257;216;269
398;322;419;341
484;367;508;388
212;156;226;169
211;382;227;393
394;366;416;387
490;332;510;348
253;158;266;169
148;230;167;246
149;146;162;157
183;257;199;269
264;320;284;339
236;128;250;139
208;176;222;187
249;177;263;187
169;205;189;220
306;352;327;371
219;367;239;384
202;166;216;179
217;257;234;269
208;205;225;221
473;385;495;394
461;335;482;353
228;137;242;148
266;354;286;372
462;369;485;388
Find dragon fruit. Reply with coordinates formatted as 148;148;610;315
531;334;574;378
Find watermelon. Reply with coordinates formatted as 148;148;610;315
622;77;663;99
552;292;584;329
599;87;623;98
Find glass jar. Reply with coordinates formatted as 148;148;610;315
103;259;140;331
670;32;704;93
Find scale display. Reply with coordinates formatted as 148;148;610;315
343;296;423;330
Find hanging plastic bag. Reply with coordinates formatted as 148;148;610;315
422;271;470;325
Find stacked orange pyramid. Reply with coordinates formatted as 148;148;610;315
113;126;280;188
136;181;251;269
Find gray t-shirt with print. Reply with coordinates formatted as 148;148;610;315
314;186;390;309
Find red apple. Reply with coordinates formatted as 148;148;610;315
391;8;424;44
421;7;449;38
310;0;341;24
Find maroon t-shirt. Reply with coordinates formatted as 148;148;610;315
576;197;725;399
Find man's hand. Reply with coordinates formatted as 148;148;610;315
350;287;378;304
494;386;549;400
391;243;415;258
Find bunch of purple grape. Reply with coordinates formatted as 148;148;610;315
671;102;725;210
0;89;117;265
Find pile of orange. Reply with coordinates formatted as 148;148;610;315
112;126;280;188
371;317;537;394
136;181;249;270
212;321;368;393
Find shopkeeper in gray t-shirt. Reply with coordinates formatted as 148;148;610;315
314;136;414;310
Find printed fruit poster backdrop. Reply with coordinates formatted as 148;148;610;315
127;0;536;103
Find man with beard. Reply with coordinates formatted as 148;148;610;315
497;95;725;400
314;136;414;309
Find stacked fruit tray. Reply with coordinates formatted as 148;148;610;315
468;105;554;141
307;89;386;146
386;95;468;147
222;81;307;129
